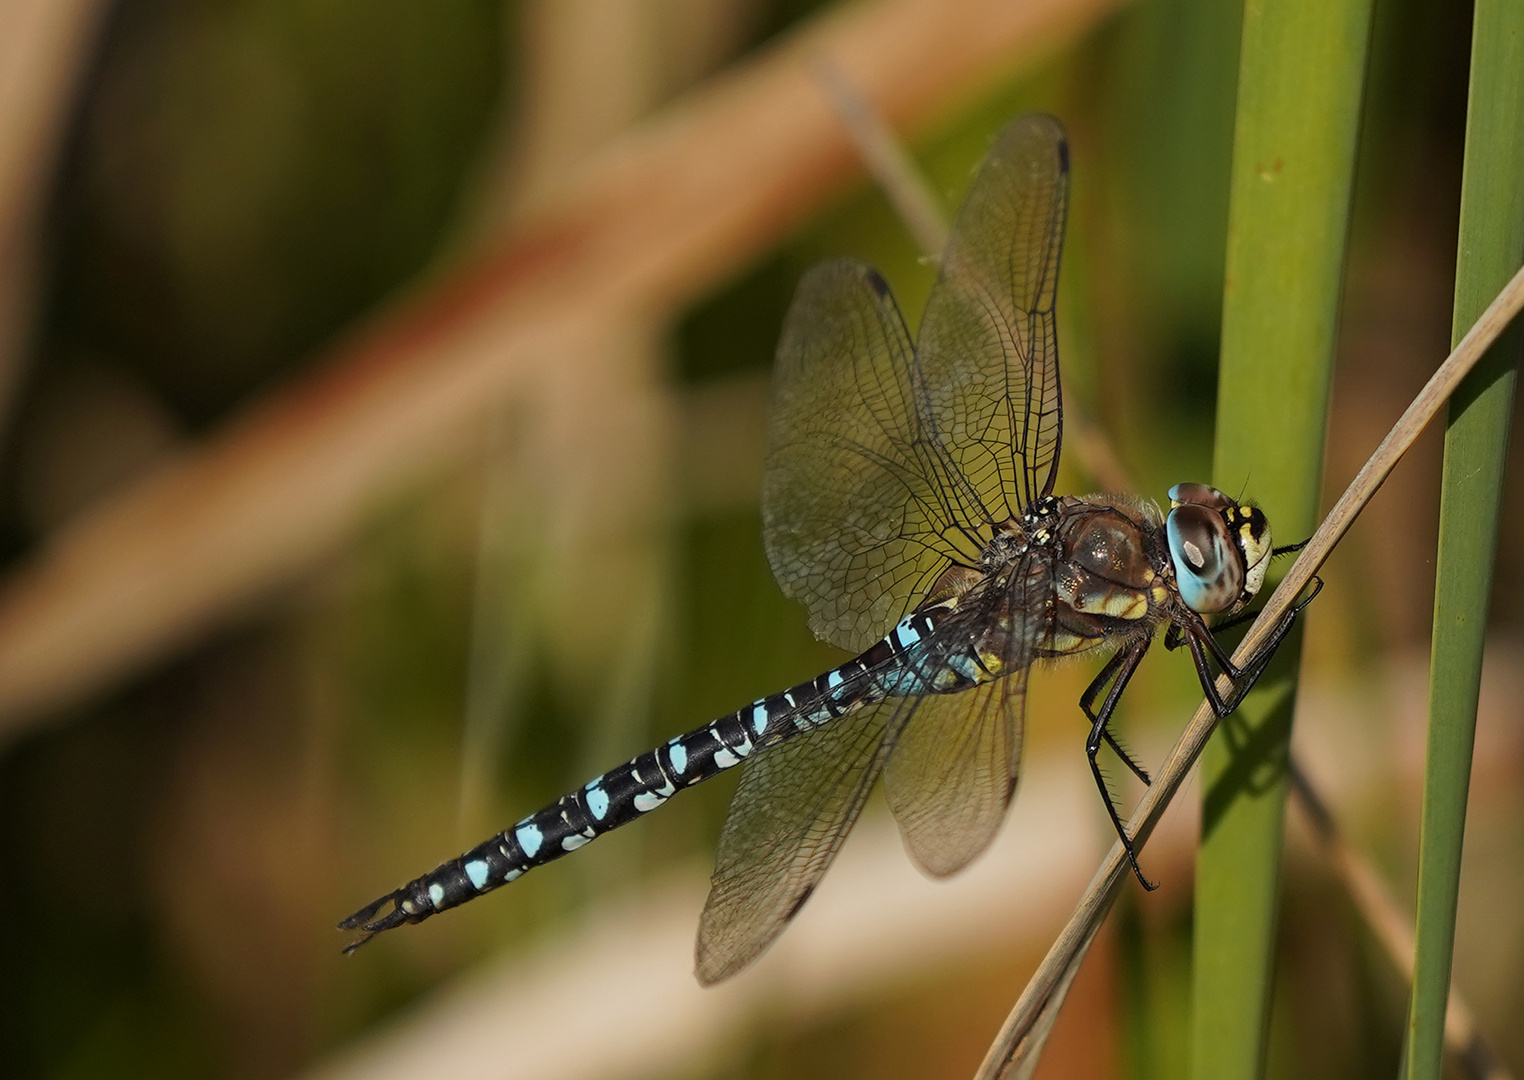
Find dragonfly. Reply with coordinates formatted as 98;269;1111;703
341;114;1318;984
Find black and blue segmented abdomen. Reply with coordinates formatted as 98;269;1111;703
417;711;761;917
340;609;962;943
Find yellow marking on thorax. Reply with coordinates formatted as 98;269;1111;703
1048;630;1098;656
1069;585;1149;621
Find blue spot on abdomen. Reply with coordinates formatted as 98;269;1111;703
515;823;544;859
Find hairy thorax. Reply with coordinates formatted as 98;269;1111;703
1043;495;1174;656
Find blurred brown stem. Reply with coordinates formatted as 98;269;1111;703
1288;763;1512;1080
0;0;1126;740
811;55;950;257
0;0;111;441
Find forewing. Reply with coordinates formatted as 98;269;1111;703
764;258;988;654
695;694;910;984
915;114;1070;521
882;670;1026;878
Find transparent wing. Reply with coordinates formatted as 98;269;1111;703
694;561;1051;982
880;560;1048;877
916;114;1070;521
764;258;989;654
694;693;910;985
882;669;1026;877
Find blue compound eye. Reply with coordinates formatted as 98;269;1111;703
1167;504;1244;614
1168;482;1232;511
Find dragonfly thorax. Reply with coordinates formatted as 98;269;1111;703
1003;494;1064;550
978;520;1029;571
1165;483;1273;615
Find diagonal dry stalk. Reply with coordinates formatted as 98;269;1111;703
813;67;1516;1080
976;259;1524;1079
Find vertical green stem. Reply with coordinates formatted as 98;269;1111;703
1404;4;1524;1077
1192;1;1370;1077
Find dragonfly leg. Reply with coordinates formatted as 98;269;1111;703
1079;643;1153;785
1169;566;1321;653
1194;604;1260;638
1186;577;1325;716
1079;638;1157;891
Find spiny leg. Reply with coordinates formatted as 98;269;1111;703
1164;564;1321;655
1079;644;1153;785
1166;598;1274;651
1079;638;1156;890
1185;577;1324;717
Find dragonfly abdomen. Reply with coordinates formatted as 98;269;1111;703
340;608;961;946
342;718;760;939
341;607;991;945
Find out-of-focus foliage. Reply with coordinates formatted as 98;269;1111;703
1;1;1521;1079
1406;1;1524;1073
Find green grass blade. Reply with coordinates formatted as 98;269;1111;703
1403;4;1524;1076
1193;1;1372;1076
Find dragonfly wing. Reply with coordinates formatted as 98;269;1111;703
916;114;1070;521
881;566;1046;877
695;693;913;984
765;258;988;654
882;670;1026;878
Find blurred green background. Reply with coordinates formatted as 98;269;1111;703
0;1;1520;1078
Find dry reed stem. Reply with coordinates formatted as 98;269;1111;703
0;0;1126;738
976;259;1524;1079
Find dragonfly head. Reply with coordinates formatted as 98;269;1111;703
1165;484;1272;615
